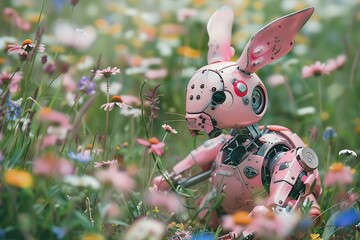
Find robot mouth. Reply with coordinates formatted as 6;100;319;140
186;112;222;138
185;113;213;134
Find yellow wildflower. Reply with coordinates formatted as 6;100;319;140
192;0;205;7
177;46;201;58
152;206;160;214
4;169;33;188
232;211;252;225
320;112;330;121
26;13;45;23
80;233;105;240
253;1;264;10
310;233;322;240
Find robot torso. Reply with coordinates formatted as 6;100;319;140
211;125;306;214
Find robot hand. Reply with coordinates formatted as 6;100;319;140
152;134;229;191
152;172;184;191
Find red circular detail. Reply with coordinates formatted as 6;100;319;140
233;80;248;97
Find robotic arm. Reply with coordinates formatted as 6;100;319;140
153;134;230;191
266;147;321;210
230;147;322;240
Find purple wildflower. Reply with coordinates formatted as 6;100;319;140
77;76;96;95
67;151;92;163
323;126;337;140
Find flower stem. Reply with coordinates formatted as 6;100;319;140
317;78;323;127
102;77;110;161
139;80;176;191
326;137;333;169
140;80;149;139
161;132;169;143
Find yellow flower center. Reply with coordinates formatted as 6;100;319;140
265;210;276;219
22;39;33;46
329;162;344;172
148;137;160;144
115;146;121;151
39;107;53;117
85;144;93;150
110;95;123;103
232;211;252;225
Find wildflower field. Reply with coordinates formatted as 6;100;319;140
0;0;359;239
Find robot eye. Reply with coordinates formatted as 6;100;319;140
251;86;266;115
212;91;226;104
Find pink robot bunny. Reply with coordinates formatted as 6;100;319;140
154;6;322;239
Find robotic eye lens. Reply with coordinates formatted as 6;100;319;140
251;86;266;115
212;91;226;104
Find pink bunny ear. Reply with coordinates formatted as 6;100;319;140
207;6;235;64
236;7;314;74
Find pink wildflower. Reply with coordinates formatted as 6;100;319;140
63;74;77;92
325;54;347;72
221;211;251;238
3;8;31;31
324;162;354;187
145;68;168;80
120;95;141;106
41;135;59;149
38;107;71;128
0;70;23;93
94;160;117;168
101;202;121;220
145;191;185;213
33;153;75;178
38;108;72;149
136;137;165;156
94;67;120;79
43;62;56;76
301;61;329;79
100;95;132;111
95;163;135;192
266;74;286;88
162;124;177;134
177;8;198;22
244;207;301;239
8;39;45;56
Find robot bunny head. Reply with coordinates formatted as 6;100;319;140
185;6;314;137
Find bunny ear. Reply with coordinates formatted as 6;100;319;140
236;7;314;74
207;6;235;64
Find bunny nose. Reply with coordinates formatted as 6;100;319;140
185;113;215;135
